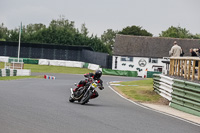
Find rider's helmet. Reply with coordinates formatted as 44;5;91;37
94;70;102;80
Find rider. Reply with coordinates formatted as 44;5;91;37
73;70;104;99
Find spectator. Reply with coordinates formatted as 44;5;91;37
190;48;198;73
190;48;197;57
193;48;199;56
169;41;182;57
180;49;184;56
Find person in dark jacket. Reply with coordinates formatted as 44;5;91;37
190;48;198;73
190;48;198;57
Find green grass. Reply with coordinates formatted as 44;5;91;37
0;75;43;80
0;63;94;80
113;79;161;103
0;62;4;69
24;64;94;74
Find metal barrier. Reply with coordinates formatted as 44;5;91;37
153;74;200;117
153;74;173;101
169;57;200;80
0;69;31;77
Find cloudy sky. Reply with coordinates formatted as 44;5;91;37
0;0;199;37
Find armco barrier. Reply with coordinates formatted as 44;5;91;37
39;59;50;65
88;63;100;71
171;79;200;116
83;63;89;68
153;74;173;101
6;69;10;76
40;59;85;68
0;69;30;77
9;57;39;64
147;71;162;78
153;74;200;117
102;68;138;77
0;56;9;62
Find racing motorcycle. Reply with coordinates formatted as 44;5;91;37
69;78;100;105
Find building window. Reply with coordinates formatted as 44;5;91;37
121;56;133;62
149;58;158;63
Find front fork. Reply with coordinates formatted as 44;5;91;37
70;88;74;98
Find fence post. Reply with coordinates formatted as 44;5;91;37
184;59;187;79
175;59;177;75
192;60;195;80
178;59;180;76
180;60;183;76
198;60;200;80
172;59;175;75
169;59;172;75
187;60;191;80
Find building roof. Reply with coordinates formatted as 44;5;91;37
113;34;200;58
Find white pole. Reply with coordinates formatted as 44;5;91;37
17;22;22;62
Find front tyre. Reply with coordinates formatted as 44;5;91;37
69;96;75;102
80;91;93;105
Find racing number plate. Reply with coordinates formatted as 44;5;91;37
92;83;97;88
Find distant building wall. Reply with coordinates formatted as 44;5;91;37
112;55;166;76
0;41;112;68
82;49;112;68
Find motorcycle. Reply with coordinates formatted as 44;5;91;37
69;78;100;105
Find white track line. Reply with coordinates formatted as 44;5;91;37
107;82;200;127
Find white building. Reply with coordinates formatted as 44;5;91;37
112;34;200;77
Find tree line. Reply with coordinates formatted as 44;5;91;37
0;17;200;55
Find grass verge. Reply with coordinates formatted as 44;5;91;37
0;75;43;80
111;79;164;104
24;64;94;74
0;63;93;80
0;62;4;69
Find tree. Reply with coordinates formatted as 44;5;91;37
190;34;200;39
159;26;192;38
0;23;9;40
101;29;118;52
81;23;88;37
0;17;111;54
118;25;153;36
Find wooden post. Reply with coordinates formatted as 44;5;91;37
180;60;183;77
188;60;191;80
178;59;180;76
184;59;187;79
171;59;175;76
169;59;172;75
192;60;195;80
174;59;177;76
198;61;200;80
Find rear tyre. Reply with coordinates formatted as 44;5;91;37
69;96;75;102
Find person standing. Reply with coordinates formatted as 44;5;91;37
190;48;198;57
169;41;182;57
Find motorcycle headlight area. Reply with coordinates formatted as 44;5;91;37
91;83;97;88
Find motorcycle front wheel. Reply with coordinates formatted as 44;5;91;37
80;91;93;105
69;96;75;102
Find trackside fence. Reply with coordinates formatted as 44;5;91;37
153;74;200;117
102;68;138;77
170;57;200;81
0;69;30;77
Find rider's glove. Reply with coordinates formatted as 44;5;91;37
99;86;104;90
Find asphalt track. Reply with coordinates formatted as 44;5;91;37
0;73;199;133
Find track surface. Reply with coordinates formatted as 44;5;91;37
0;74;199;133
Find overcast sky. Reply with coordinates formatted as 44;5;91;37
0;0;199;37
